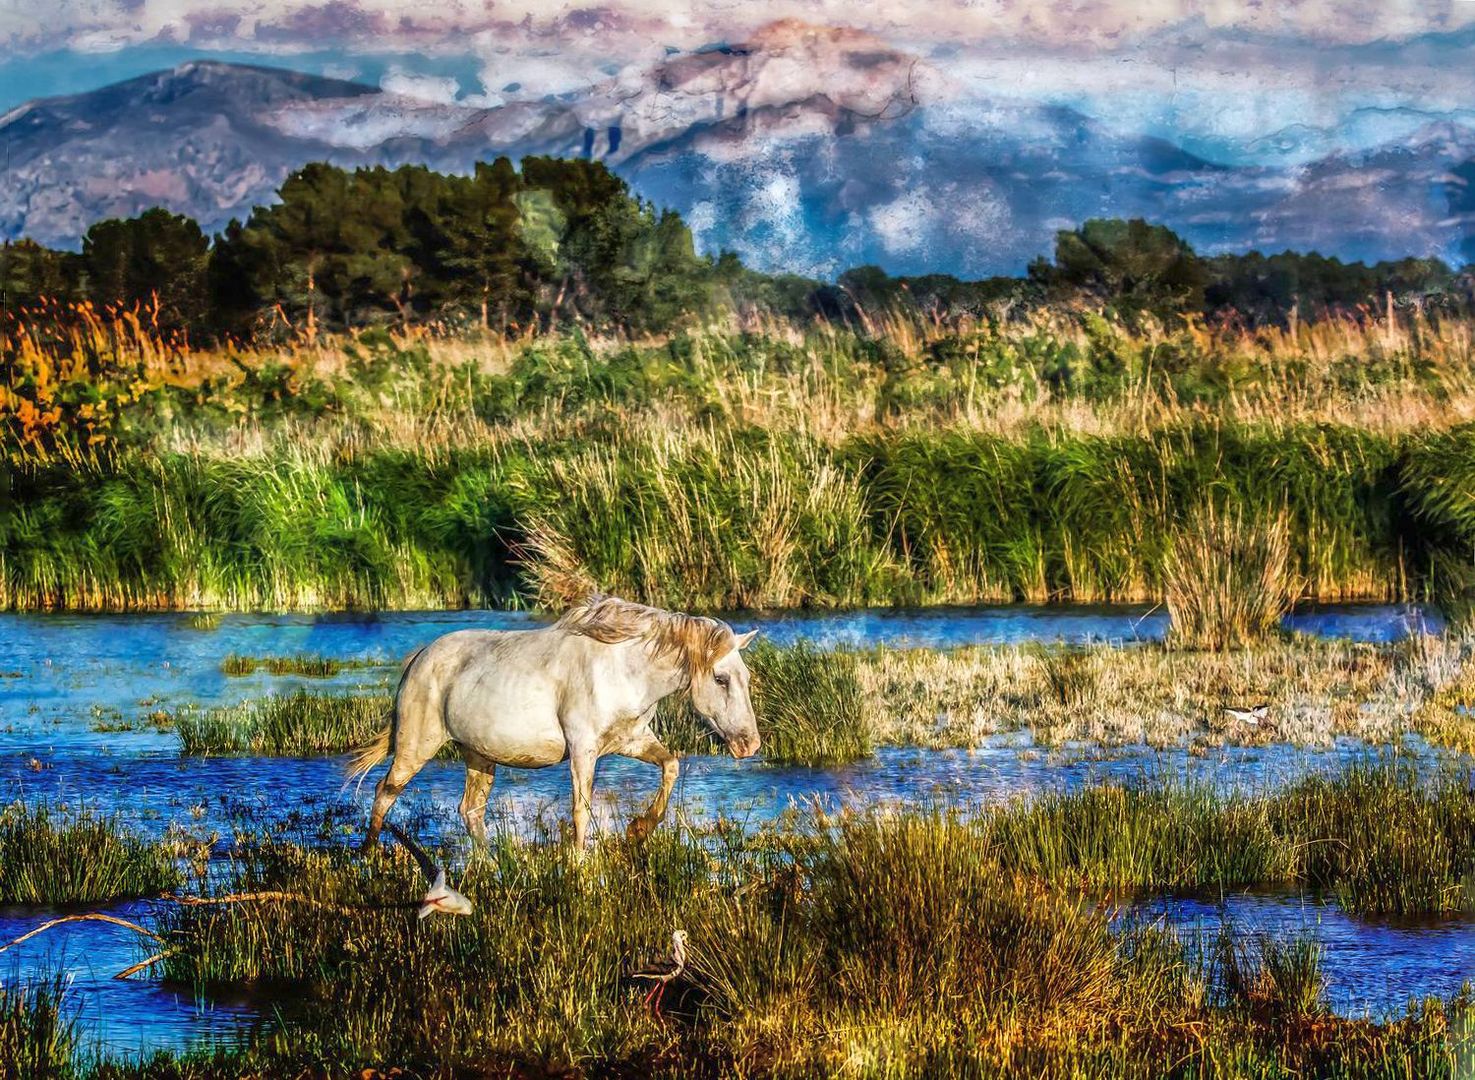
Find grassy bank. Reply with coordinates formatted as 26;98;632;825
99;767;1475;1075
5;313;1475;612
6;763;1475;1074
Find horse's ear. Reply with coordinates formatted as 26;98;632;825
735;629;759;650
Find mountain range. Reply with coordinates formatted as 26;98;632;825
2;21;1472;277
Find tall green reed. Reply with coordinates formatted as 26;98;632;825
0;973;75;1080
0;803;178;905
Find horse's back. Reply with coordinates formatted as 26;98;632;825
407;626;569;767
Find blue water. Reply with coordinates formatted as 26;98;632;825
1143;894;1475;1018
0;603;1440;745
0;602;1460;1060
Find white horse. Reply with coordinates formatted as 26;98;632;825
348;595;761;848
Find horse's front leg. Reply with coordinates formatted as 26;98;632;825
618;729;680;841
568;745;598;849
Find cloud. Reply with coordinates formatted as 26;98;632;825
379;67;460;103
7;1;1475;58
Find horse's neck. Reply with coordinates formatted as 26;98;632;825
613;638;688;714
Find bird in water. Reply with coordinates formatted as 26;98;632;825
383;820;474;919
631;929;688;1015
1223;703;1271;727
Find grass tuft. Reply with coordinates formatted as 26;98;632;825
0;803;178;905
1165;505;1301;650
175;692;390;756
220;654;358;677
0;973;75;1080
657;640;871;766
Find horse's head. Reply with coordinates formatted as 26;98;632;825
689;629;761;759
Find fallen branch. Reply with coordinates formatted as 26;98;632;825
160;891;362;915
114;950;175;980
0;913;161;958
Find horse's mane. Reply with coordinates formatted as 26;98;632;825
557;594;733;683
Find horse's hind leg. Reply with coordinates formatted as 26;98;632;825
364;735;444;850
460;748;496;846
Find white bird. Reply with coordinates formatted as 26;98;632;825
1223;703;1271;726
384;820;473;919
631;929;688;1014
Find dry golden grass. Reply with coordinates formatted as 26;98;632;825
26;304;1473;463
856;633;1473;749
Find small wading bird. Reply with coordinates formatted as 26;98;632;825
631;929;688;1015
384;820;473;919
1223;703;1271;727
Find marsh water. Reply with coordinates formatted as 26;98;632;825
1;602;1468;1060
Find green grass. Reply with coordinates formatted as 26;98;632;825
0;803;178;905
128;792;1473;1077
0;973;75;1080
658;640;871;766
175;691;391;756
0;420;1470;613
220;653;372;677
986;759;1475;916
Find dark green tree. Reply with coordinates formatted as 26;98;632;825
0;240;80;312
426;159;531;328
1030;218;1206;323
81;208;210;331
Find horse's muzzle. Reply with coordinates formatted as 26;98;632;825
728;735;761;760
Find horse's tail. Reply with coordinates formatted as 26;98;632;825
344;644;428;787
346;725;392;786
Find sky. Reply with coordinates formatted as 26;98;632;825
2;0;1475;165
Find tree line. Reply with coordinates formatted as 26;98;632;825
2;160;1472;339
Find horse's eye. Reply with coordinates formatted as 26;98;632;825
715;673;730;689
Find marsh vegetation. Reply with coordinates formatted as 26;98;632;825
4;307;1475;615
6;761;1475;1077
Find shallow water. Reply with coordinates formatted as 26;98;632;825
0;601;1461;1061
0;602;1440;748
1144;893;1475;1018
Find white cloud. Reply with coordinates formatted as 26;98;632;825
7;1;1475;56
379;69;461;104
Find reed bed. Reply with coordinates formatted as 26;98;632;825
2;420;1468;614
6;763;1475;1074
0;803;178;906
6;312;1475;614
988;759;1475;915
